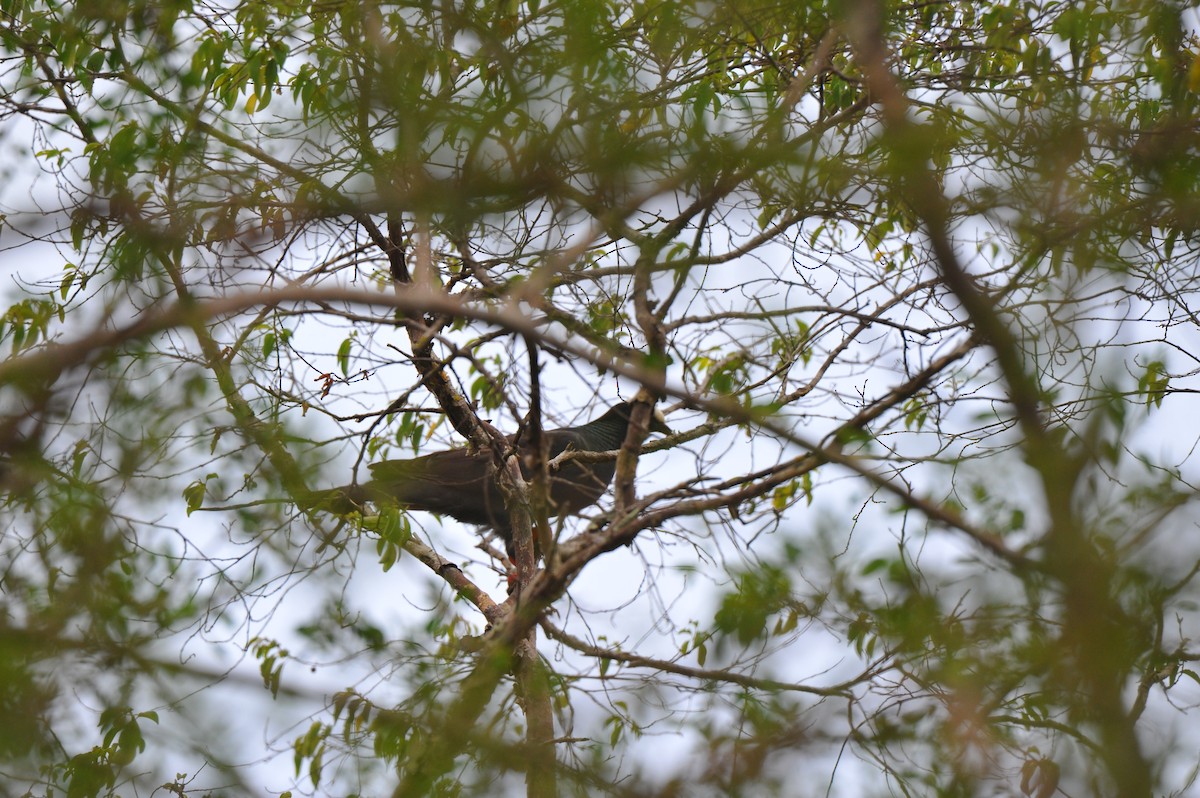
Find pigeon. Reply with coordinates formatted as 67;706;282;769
304;401;671;542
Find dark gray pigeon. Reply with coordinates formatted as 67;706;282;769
304;401;670;541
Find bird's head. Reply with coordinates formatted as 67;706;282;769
606;400;672;437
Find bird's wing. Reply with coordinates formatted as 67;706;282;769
365;448;509;527
529;428;617;513
367;449;487;486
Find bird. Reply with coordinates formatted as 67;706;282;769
303;401;671;543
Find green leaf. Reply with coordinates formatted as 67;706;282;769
862;557;889;576
183;480;206;515
714;565;792;645
71;439;89;477
337;337;352;377
771;480;797;511
182;473;219;515
59;267;75;300
1137;359;1169;409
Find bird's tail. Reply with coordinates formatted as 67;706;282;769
295;484;370;515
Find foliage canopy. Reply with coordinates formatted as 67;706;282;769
2;0;1200;796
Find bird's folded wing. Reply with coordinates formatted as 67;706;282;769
365;449;508;526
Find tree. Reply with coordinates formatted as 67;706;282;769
2;0;1199;795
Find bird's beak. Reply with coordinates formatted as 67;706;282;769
649;407;672;436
